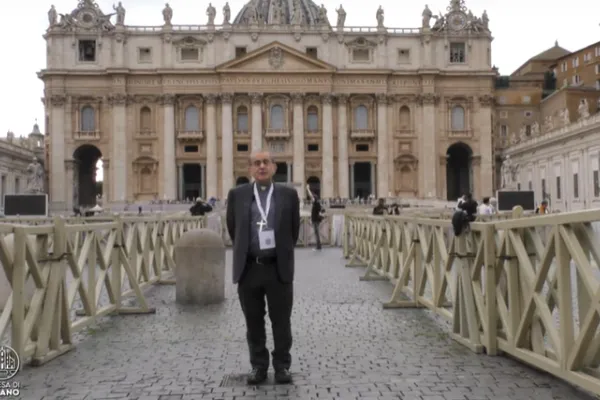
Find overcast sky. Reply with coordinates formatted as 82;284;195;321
1;0;598;139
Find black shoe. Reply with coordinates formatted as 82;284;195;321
246;368;268;385
274;368;292;384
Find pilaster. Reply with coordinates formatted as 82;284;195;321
161;93;176;200
376;93;389;198
205;94;218;199
102;159;110;205
336;94;349;198
221;93;234;196
250;92;263;151
49;94;67;210
321;94;334;198
292;93;305;196
418;92;439;198
478;94;494;198
64;159;78;211
109;93;128;203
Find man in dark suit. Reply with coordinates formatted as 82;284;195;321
226;149;301;385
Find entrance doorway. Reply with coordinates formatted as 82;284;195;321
273;162;288;183
353;162;372;198
446;142;473;201
307;176;321;198
183;164;203;200
236;176;250;186
73;145;102;207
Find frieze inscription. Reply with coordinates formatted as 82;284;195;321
391;78;421;87
221;76;330;85
164;77;220;86
335;77;386;85
128;78;161;86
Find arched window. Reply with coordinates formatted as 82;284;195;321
270;104;284;130
80;106;95;132
451;106;465;131
307;106;319;132
237;105;248;132
354;105;368;130
184;105;199;131
140;106;152;131
398;106;411;129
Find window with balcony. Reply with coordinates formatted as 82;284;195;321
270;105;284;129
78;40;97;62
307;106;318;132
450;106;465;131
236;105;248;132
449;42;465;63
354;105;368;130
80;106;95;131
184;106;200;131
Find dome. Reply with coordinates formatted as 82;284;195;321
233;0;325;26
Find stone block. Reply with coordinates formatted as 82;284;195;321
174;228;225;305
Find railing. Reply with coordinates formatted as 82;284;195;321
124;24;422;35
73;131;101;141
0;214;204;366
342;208;600;396
176;130;204;141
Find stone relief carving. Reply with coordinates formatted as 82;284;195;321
375;93;388;104
509;132;518;145
205;94;218;104
54;0;115;32
478;94;494;107
26;157;46;194
250;93;263;104
422;5;432;28
221;93;234;103
268;47;284;69
418;93;439;105
429;0;489;34
206;3;216;25
543;115;554;132
578;99;590;120
376;6;384;28
336;93;349;103
560;108;570;126
335;5;346;28
518;125;527;141
321;93;334;104
317;4;330;27
223;2;231;24
163;3;173;25
291;92;304;103
159;93;176;105
50;95;67;107
108;93;128;105
531;121;540;136
130;94;160;104
113;2;125;25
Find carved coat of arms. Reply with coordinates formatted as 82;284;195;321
268;47;284;69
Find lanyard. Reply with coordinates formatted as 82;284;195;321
253;183;274;223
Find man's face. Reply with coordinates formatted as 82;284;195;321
249;151;275;182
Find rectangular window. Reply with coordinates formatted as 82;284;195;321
307;144;319;152
525;125;532;136
306;47;318;58
449;43;465;63
596;64;600;74
235;47;247;57
541;178;546;198
596;79;600;90
78;40;97;62
184;145;198;153
138;47;152;63
397;49;410;64
355;144;369;152
500;125;507;136
180;48;199;61
572;57;579;68
269;141;285;153
572;75;580;85
573;173;579;198
594;170;600;197
556;176;562;199
236;143;249;152
352;49;370;62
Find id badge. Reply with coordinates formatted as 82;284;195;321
258;229;276;250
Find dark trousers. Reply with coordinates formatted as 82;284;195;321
237;261;294;371
312;221;322;249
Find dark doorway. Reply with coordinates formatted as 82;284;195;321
273;162;288;183
353;162;372;198
236;176;250;186
73;145;102;207
307;176;321;198
446;142;473;201
183;164;203;200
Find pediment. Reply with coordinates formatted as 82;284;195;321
172;36;207;47
133;156;158;165
394;153;418;165
345;37;378;48
216;41;336;73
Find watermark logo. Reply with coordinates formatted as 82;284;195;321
0;346;20;398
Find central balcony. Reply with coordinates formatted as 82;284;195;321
265;129;290;140
177;130;205;141
350;129;376;141
73;131;101;141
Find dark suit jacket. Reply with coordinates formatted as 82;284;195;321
226;182;301;284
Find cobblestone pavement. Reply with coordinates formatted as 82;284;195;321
18;248;598;400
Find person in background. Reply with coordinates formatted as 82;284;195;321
310;193;324;251
373;198;387;215
190;197;213;216
388;203;401;215
477;197;493;215
458;193;478;221
488;197;498;214
535;200;549;214
455;194;466;210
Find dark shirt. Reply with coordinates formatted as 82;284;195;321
458;199;478;221
248;183;276;257
311;200;323;223
190;202;212;216
373;205;387;215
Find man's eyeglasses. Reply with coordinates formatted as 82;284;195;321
252;159;272;167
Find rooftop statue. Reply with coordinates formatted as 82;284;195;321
48;5;57;27
206;3;216;25
422;5;432;28
223;2;231;24
578;99;590;120
335;4;345;29
163;3;173;25
376;6;384;28
113;2;125;25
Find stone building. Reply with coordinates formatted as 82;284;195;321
552;40;600;90
41;0;495;210
0;123;46;210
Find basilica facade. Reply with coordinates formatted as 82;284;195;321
41;0;495;210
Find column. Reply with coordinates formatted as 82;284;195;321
286;162;292;182
110;93;128;203
371;162;376;196
419;93;438;198
478;95;494;198
321;94;334;198
102;159;110;205
337;94;349;198
65;160;76;211
349;162;355;198
205;94;218;199
49;95;66;210
292;93;305;194
200;164;206;199
250;92;263;151
221;93;234;196
161;94;177;200
178;163;184;200
376;94;389;198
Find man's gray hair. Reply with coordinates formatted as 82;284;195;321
248;149;274;164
